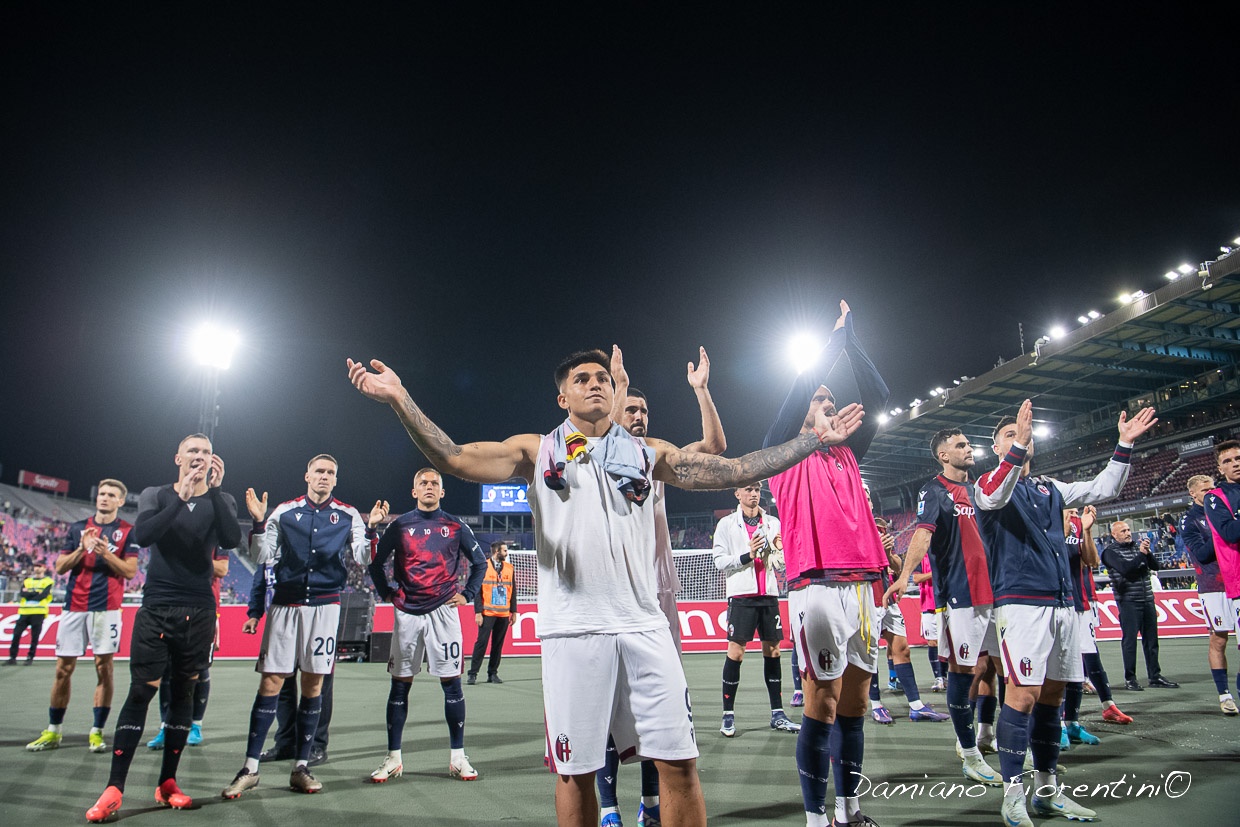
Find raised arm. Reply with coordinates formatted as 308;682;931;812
654;402;864;490
1052;408;1156;508
348;358;538;484
1206;491;1240;544
682;347;727;455
1080;507;1101;568
975;400;1033;511
764;326;848;448
840;312;890;462
609;344;630;424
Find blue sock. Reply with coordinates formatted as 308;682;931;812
640;758;659;797
996;705;1031;783
49;706;66;726
796;715;832;818
978;695;998;726
386;679;411;752
1236;671;1240;696
1029;702;1061;773
887;657;896;682
946;671;976;748
869;674;881;701
597;736;619;807
927;646;941;679
245;693;279;761
441;677;465;749
791;648;802;690
92;706;109;729
833;715;865;797
294;694;323;762
1211;667;1229;695
894;662;921;703
1063;682;1083;723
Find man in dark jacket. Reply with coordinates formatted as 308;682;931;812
1101;521;1179;690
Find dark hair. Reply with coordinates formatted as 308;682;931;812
625;387;647;401
490;540;508;554
1217;439;1240;457
929;428;964;457
553;349;612;389
992;416;1017;443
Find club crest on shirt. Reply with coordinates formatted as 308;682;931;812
818;648;833;672
441;527;451;537
112;529;124;543
1019;657;1033;678
329;512;340;524
1036;484;1050;496
555;733;573;762
959;642;969;660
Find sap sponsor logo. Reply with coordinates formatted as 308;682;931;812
952;503;976;519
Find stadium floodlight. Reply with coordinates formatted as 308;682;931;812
1164;270;1180;281
190;324;241;370
877;413;889;425
1177;263;1195;275
1233;236;1240;246
972;447;985;458
786;332;822;374
1077;315;1090;324
1088;310;1101;319
1033;424;1050;439
1048;326;1066;340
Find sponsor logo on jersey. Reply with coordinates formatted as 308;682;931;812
917;497;926;516
296;513;303;521
555;733;572;762
952;503;976;519
186;503;196;512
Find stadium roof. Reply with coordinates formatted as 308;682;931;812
862;248;1240;496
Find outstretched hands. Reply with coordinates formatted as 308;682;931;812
610;345;629;391
686;347;710;390
347;358;405;405
833;300;851;332
1014;399;1034;446
1081;505;1097;532
368;500;390;529
813;402;864;446
1117;407;1158;444
245;488;268;523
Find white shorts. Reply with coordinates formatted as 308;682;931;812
55;609;122;658
658;590;682;654
995;604;1083;687
921;611;940;642
791;582;880;682
876;603;906;637
1078;606;1099;655
939;605;998;668
389;603;464;679
1200;591;1236;635
257;603;340;675
542;626;696;774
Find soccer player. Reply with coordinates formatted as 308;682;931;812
367;467;486;784
764;301;890;827
1203;440;1240;709
86;434;242;823
884;428;1001;787
222;454;386;798
598;346;727;827
1181;473;1238;715
713;482;799;736
28;479;139;754
347;350;861;827
974;399;1156;827
467;540;517;686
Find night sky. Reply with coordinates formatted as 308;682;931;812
2;4;1237;515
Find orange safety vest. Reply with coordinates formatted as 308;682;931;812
480;560;515;617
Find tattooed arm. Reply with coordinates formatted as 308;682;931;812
347;358;538;483
651;403;864;490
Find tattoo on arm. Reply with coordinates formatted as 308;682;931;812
397;392;463;462
670;432;819;490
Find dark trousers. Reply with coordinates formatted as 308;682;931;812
1117;598;1162;682
9;614;44;661
273;670;333;752
468;615;510;678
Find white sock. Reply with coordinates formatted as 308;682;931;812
388;749;402;762
90;726;102;735
641;796;659;808
845;796;861;821
962;745;982;759
1221;693;1234;702
1102;699;1116;710
192;719;203;727
48;724;63;734
450;747;465;762
978;722;994;741
296;759;308;769
243;757;259;773
834;796;847;822
805;812;830;827
771;708;785;717
1033;770;1057;800
601;806;619;817
869;698;882;710
909;699;926;710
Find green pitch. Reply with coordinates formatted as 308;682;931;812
1;639;1235;825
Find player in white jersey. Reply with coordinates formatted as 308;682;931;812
347;350;863;827
598;346;727;827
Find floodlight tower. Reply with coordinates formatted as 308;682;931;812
190;324;240;442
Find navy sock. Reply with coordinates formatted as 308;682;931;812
946;671;976;748
386;679;411;752
157;668;171;723
192;667;210;721
1082;653;1113;703
997;678;1006;707
245;692;279;761
791;647;802;690
49;706;66;726
869;674;881;701
996;704;1031;783
597;736;620;807
640;758;659;797
1029;702;1061;773
764;655;784;710
978;694;998;726
1211;667;1229;695
1063;682;1083;723
796;715;832;818
295;694;323;762
158;676;194;784
887;657;896;681
442;677;465;749
722;657;741;713
927;647;941;679
833;714;865;797
92;706;109;729
894;662;921;703
107;682;158;792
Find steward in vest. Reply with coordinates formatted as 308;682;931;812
467;540;518;685
7;562;54;665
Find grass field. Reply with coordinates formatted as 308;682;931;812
1;638;1236;825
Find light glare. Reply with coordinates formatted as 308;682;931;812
190;324;240;370
786;333;822;374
